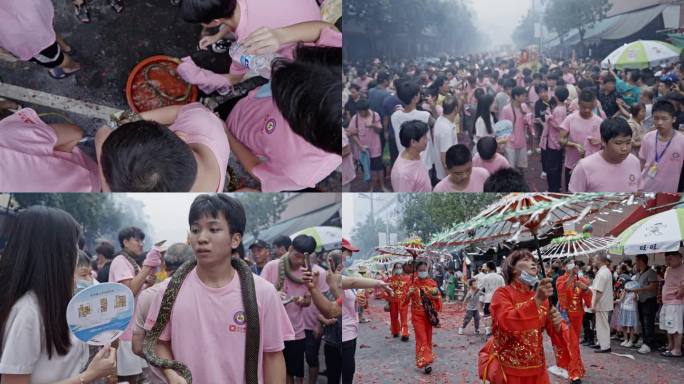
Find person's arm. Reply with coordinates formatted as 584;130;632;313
262;351;286;384
139;105;183;125
225;128;261;176
341;276;391;292
309;286;341;318
119;266;152;297
242;22;338;55
51;123;84;153
155;340;187;384
132;330;145;357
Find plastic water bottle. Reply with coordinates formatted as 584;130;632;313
229;43;277;79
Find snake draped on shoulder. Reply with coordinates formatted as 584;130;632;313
143;257;261;384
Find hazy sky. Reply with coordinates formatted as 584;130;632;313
469;0;532;48
126;193;202;246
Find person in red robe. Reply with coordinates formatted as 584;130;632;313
479;249;571;384
404;261;442;374
383;262;411;341
555;259;592;384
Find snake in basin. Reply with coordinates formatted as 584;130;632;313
143;257;260;384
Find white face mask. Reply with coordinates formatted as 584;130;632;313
566;263;575;272
393;268;402;275
418;271;429;279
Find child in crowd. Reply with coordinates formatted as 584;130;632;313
540;86;569;192
391;120;432;192
458;279;482;335
348;98;385;191
618;280;640;347
433;144;489;192
639;100;684;192
472;136;510;175
75;251;99;294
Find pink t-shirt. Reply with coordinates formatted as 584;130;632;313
500;103;531;150
170;103;230;192
0;109;100;192
108;255;138;341
540;105;566;151
662;264;684;305
563;73;576;85
342;289;359;343
472;153;510;175
391;154;432;192
351;112;382;158
432;167;490;192
146;267;294;384
134;280;168;384
0;0;55;60
639;130;684;192
341;129;355;186
231;0;322;76
227;89;341;191
568;152;640;192
559;111;603;169
260;261;328;340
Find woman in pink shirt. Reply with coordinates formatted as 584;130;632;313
391;120;432;192
349;99;384;191
540;86;569;192
0;0;81;79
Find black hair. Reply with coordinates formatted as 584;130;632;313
653;100;676;116
630;103;645;118
486;261;496;271
271;46;341;154
535;84;548;94
292;235;317;254
442;96;459;115
629;72;642;83
603;74;616;84
600;118;632;142
95;241;115;260
483;168;530;192
554;86;570;103
377;71;390;84
503;78;516;90
476;136;498;160
349;83;361;91
577;78;595;91
0;206;81;359
636;254;649;265
511;86;526;99
355;98;370;111
475;94;497;134
188;194;246;257
415;260;428;270
397;79;421;105
445;144;472;168
272;235;292;250
180;0;238;24
579;89;596;103
118;227;145;248
77;250;91;267
399;120;429;148
101;121;197;192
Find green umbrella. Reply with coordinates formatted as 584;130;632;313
610;208;684;255
601;40;682;70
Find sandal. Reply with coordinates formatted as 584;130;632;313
74;3;90;23
110;0;124;13
661;351;682;357
48;66;80;80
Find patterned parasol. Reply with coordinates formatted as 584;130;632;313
539;234;618;261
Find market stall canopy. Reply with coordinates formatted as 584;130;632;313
610;208;684;255
601;40;682;70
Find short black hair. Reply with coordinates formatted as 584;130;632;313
600;118;632;142
399;120;429;148
271;46;341;154
603;74;616;84
101;121;197;192
486;261;496;271
630;103;645;118
445;144;472;168
503;78;516;90
483;168;530;192
476;136;498;160
554;86;569;103
292;235;316;254
636;254;649;265
652;100;676;116
511;86;527;99
579;89;596;103
118;227;145;248
95;241;115;260
397;80;421;105
272;235;292;250
377;71;390;84
535;84;548;94
442;96;459;115
180;0;238;23
189;194;246;256
355;98;370;111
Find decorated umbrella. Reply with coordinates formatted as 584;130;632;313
610;207;684;255
429;193;638;276
376;239;452;281
290;226;341;252
601;40;683;70
539;231;618;261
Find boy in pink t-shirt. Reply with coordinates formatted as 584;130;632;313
473;136;510;175
96;103;230;192
391;120;432;192
569;118;640;192
500;87;535;171
433;144;490;192
146;194;294;384
348;99;384;191
639;101;684;192
559;90;604;191
261;235;329;383
0;109;100;192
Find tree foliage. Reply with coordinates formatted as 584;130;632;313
234;193;287;239
544;0;612;46
513;9;538;49
398;193;501;242
351;216;401;257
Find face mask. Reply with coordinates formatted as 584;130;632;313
393;268;402;275
566;263;575;272
75;279;94;294
418;271;428;279
519;270;539;287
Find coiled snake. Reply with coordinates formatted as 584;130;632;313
275;252;311;291
143;257;260;384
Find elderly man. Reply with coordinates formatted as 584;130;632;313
660;250;684;357
590;253;614;353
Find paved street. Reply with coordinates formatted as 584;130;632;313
354;298;684;384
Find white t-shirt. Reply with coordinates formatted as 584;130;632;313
478;272;506;303
432;116;458;179
0;292;89;383
591;265;614;312
391;109;433;170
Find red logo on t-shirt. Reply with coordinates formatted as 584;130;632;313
265;118;276;134
228;311;247;333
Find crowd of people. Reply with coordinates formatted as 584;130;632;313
342;51;684;193
0;0;342;192
0;196;388;384
348;245;684;383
